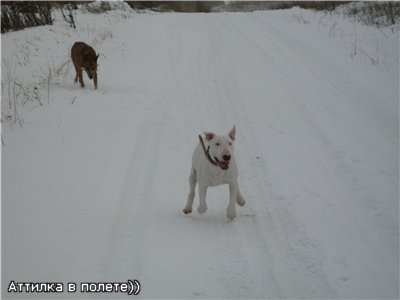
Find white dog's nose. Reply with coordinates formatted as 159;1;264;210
223;155;231;161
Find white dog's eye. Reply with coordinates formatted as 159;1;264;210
215;142;220;146
229;142;232;146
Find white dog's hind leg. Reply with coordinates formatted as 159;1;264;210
183;167;196;214
236;188;245;206
197;184;208;214
227;183;238;219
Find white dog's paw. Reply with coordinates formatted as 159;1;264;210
183;207;192;214
237;196;245;206
227;209;237;220
197;205;208;214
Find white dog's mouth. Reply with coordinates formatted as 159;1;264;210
214;157;229;170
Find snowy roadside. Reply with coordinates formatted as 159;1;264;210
1;1;134;128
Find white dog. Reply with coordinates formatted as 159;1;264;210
183;126;245;219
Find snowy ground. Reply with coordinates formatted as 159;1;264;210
2;4;399;299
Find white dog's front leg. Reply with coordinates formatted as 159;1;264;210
227;183;238;219
197;185;208;214
183;167;196;214
236;188;245;206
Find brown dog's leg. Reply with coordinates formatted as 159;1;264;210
73;64;83;87
77;69;85;88
73;64;79;84
93;72;98;90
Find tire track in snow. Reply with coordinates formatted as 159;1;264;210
252;16;399;296
211;14;337;298
102;81;171;281
218;13;397;297
99;18;179;284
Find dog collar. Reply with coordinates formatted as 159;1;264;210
198;135;218;167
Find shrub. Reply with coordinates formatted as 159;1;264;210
1;1;52;33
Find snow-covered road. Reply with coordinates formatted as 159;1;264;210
2;7;398;299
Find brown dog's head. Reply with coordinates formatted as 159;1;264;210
83;52;99;80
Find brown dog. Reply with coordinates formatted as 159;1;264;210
71;42;99;89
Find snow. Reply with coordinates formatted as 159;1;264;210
2;5;399;299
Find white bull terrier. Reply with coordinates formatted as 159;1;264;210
183;126;245;219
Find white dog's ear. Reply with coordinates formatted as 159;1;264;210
205;132;215;141
229;125;236;140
